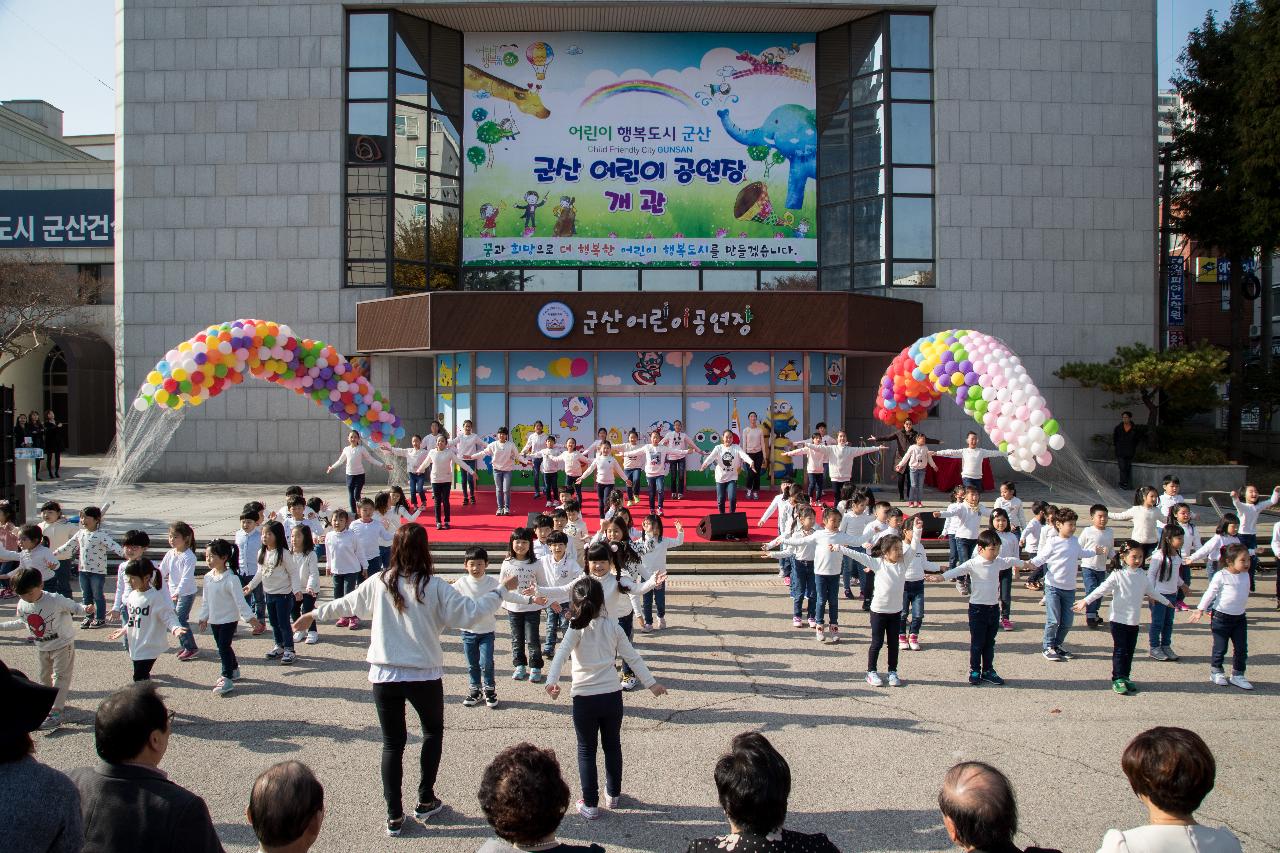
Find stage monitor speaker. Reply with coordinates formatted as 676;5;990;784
698;511;748;541
526;512;546;529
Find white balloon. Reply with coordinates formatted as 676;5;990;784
1010;389;1026;405
132;397;149;412
1008;356;1021;366
996;388;1010;402
1027;426;1045;442
1031;441;1045;456
1029;409;1046;426
1027;395;1044;411
140;383;156;396
1048;434;1066;451
1024;460;1036;473
996;416;1009;431
982;387;996;402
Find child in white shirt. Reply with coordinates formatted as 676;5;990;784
349;499;385;581
196;538;261;695
0;567;89;725
929;530;1021;685
38;501;76;599
452;419;488;506
324;509;367;626
577;442;628;520
992;481;1025;531
1077;505;1116;629
0;524;59;584
835;532;913;685
501;529;546;682
414;434;475;530
933;431;1004;494
162;521;199;660
1170;502;1201;610
108;558;187;682
288;526;321;646
53;506;123;628
1148;524;1189;662
780;508;861;643
636;516;683;632
383;434;431;509
557;438;591;507
1111;487;1161;557
1189;543;1253;689
989;509;1021;631
1186;514;1241;581
762;504;818;628
539;531;581;660
455;545;541;708
1026;507;1107;661
1231;484;1277;592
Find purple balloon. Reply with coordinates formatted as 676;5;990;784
959;360;973;373
965;372;978;385
194;353;206;365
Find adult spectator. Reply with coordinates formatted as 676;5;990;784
1098;727;1241;852
686;732;839;852
872;419;939;501
42;410;64;479
938;761;1061;853
477;742;603;852
0;660;83;853
70;682;224;853
1113;412;1143;490
13;412;29;447
247;761;325;853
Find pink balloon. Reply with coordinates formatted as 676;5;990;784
1036;451;1053;466
1015;405;1029;420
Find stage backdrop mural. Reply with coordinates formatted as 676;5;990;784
462;32;817;268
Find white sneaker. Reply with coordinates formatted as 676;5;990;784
656;616;666;629
815;627;826;643
305;630;319;644
908;635;921;651
292;630;305;643
603;794;620;809
865;671;883;687
1229;674;1254;690
639;622;652;633
1210;670;1229;686
577;800;599;820
898;635;909;650
212;676;234;695
887;671;902;688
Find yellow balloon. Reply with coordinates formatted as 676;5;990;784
190;395;203;407
154;389;169;403
178;342;192;352
171;368;188;381
951;372;965;387
147;371;163;385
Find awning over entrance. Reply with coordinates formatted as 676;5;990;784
355;291;922;355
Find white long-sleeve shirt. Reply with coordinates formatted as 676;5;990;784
1111;505;1161;545
635;443;676;478
161;549;198;598
349;518;383;560
1146;551;1184;596
1030;535;1095;591
840;509;871;544
637;531;683;577
699;443;754;483
840;549;910;612
558;450;591;478
332;443;381;476
992;496;1025;528
1077;526;1115;571
38;519;75;553
316;573;507;674
521;431;547;456
934;447;1003;479
388;444;431;472
499;557;543;613
758;494;789;533
452;432;486;460
54;528;123;575
824;444;881;482
996;531;1021;562
580;455;626;485
246;549;297;596
453;573;535;634
1232;493;1275;535
196;570;258;625
1196;569;1249;616
0;544;58;582
660;430;698;461
786;444;827;475
288;550;320;594
1081;568;1172;626
938;503;985;540
122;587;183;661
473;440;528;472
903;536;936;581
1178;523;1203;562
766;527;818;562
547;616;655;697
540;569;658;620
741;425;765;454
1020;519;1044;555
1157;492;1188;524
533;447;565;474
783;529;860;576
1187;533;1241;564
944;556;1019;606
0;591;85;651
417;448;474;484
896;444;935;472
324;528;366;575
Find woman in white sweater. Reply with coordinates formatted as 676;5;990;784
545;572;666;821
292;524;518;838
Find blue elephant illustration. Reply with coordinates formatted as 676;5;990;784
718;105;816;210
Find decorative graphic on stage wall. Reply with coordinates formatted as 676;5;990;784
462;32;817;268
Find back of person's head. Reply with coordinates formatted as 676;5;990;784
478;742;570;846
383;524;434;611
94;682;169;764
714;732;791;837
567;575;604;629
284;485;305;499
248;760;325;851
1121;727;1216;816
124;557;163;590
938;761;1018;850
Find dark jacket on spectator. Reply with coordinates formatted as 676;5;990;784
1112;423;1143;458
43;418;65;454
69;762;224;853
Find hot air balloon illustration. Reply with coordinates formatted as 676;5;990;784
526;42;554;80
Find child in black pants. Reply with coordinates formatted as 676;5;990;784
932;530;1019;686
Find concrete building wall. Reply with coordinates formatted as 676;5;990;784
116;0;1156;480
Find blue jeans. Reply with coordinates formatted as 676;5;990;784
814;573;839;626
51;560;73;599
543;608;564;658
841;555;857;594
408;472;428;506
459;466;476;500
778;553;795;579
908;468;925;502
947;535;961;570
333;571;361;599
347;473;365;512
1082;569;1107;618
595;484;614;519
642;587;665;623
174;592;198;651
266;592;295;651
365;554;384;580
1239;532;1258;590
494;469;513;510
790;559;816;620
715;480;738;514
1149;598;1176;649
461;630;495;689
806;472;824;503
901;579;925;635
508;610;543;669
78;572;106;621
1042;586;1076;650
647;474;665;512
625;468;642;501
962;476;983;493
531;456;544;496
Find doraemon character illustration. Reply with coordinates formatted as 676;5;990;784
704;353;736;385
776;359;800;382
826;358;844;387
631;351;664;386
559;395;593;430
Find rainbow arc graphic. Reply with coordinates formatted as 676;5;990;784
579;80;698;110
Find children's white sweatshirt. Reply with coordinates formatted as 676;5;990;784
1196;570;1249;616
1147;552;1184;597
1077;526;1115;571
324;528;366;575
499;557;543;613
1186;534;1240;564
1111;505;1161;544
331;444;381;476
288;550;320;594
54;528;123;575
195;570;257;625
1081;568;1171;626
453;573;536;634
1029;536;1095;591
0;591;85;650
246;550;297;596
349;518;382;560
766;528;817;562
934;447;1003;479
823;444;880;482
943;557;1019;606
782;529;860;576
699;444;754;483
839;549;910;613
904;537;936;581
0;544;58;582
637;531;683;577
1232;490;1278;535
546;616;654;697
418;448;474;484
1020;519;1044;555
315;574;507;674
474;440;527;471
992;496;1024;528
161;549;198;597
938;503;984;539
123;587;183;661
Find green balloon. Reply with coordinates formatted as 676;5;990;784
967;385;981;399
999;441;1009;453
1043;419;1059;436
179;380;192;394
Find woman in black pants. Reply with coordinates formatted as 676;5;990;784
42;411;64;478
870;420;937;500
295;524;522;837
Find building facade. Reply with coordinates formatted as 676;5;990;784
117;0;1157;481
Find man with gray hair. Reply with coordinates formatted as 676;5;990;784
938;762;1061;853
247;761;324;853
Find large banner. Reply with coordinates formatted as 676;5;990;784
462;32;816;268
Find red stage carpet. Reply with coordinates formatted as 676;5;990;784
410;487;781;544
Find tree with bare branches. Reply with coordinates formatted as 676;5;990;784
0;252;98;378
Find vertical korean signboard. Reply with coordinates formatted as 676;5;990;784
1166;255;1185;348
462;33;817;268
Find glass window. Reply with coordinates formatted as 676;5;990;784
476;353;505;386
852;263;884;290
891;71;931;100
820;265;850;291
889;15;931;69
348;71;387;100
761;270;817;291
523;269;579;291
892;261;935;287
852;168;884;198
429;26;461;84
346;197;386;258
892;167;932;194
582;270;638;291
394;104;427;166
817;82;850;118
348;102;386;136
429;85;463;119
702;270;758;291
396;15;429;74
820;174;850;204
817;24;851;81
430;174;460;204
348;14;388;68
394;168;426;198
396;73;428;98
429;205;460;267
891;196;933;258
851;73;884;106
393;212;425;262
346;261;387;286
850;104;884;169
891;103;932;164
820;204;850;266
853;197;885;260
643;270;697;291
851;17;883;75
395;34;424;76
346;166;386;194
394;262;427;290
818;112;849;176
429;267;458;291
464;269;523;291
430;113;461;176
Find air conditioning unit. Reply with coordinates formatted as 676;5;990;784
1250;324;1261;337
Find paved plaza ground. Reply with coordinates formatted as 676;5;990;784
8;459;1280;852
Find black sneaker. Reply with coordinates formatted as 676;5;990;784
484;689;499;709
1042;647;1063;662
1055;646;1074;660
968;670;982;685
462;689;481;707
386;816;405;837
981;670;1005;686
413;799;444;821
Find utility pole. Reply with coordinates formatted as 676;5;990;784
1158;144;1173;352
1227;256;1245;461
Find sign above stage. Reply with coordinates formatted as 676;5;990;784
355;291;921;355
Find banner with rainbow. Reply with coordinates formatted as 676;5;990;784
462;31;817;268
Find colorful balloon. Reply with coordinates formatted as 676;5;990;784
132;319;405;445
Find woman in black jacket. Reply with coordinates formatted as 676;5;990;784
42;410;65;478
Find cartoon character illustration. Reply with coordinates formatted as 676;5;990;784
631;351;664;386
526;42;554;80
704;353;736;385
464;65;550;119
438;361;454;402
606;427;625;446
559;395;593;430
552;196;577;237
692;428;721;455
646;418;674;437
768;400;799;479
25;612;47;639
776;360;800;382
717;105;816;209
794;218;811;238
479;203;500;237
517;191;547;230
826;357;844;387
511;423;538;456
